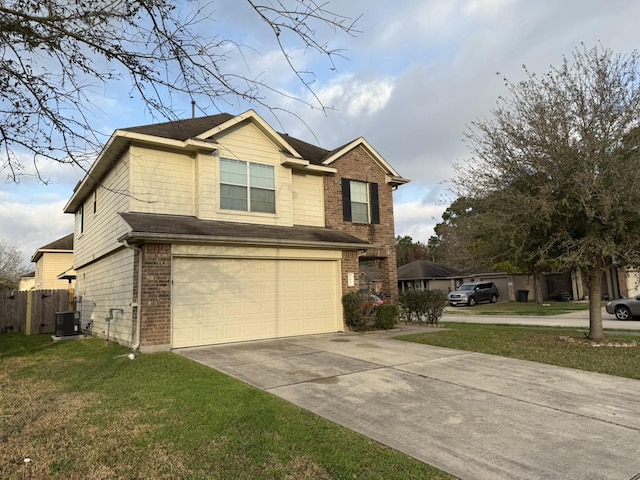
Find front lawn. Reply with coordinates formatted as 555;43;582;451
396;323;640;379
0;334;453;480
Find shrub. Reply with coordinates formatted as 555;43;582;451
399;289;448;325
342;291;376;331
374;305;398;330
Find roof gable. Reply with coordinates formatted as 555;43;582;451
322;138;409;186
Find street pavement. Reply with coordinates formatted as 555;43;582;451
443;306;640;331
178;317;640;480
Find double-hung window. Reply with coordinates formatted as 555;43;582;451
350;181;370;223
220;158;276;213
342;178;380;224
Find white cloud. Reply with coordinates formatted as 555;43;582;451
316;74;395;117
0;196;73;265
393;198;447;244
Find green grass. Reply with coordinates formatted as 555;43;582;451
444;300;593;316
396;323;640;379
0;334;453;480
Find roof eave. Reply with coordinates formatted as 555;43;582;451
30;248;73;263
387;175;411;187
64;131;220;213
118;232;371;251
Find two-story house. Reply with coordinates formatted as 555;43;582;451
64;110;408;351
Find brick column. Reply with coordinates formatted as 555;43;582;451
139;244;172;350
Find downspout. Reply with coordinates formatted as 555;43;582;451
123;240;143;351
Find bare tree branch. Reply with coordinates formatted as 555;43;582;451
0;0;360;182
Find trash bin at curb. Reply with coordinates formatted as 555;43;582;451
516;290;529;303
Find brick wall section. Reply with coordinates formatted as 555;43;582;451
138;243;172;348
341;250;359;295
324;145;400;304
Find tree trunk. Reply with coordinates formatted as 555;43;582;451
587;268;604;341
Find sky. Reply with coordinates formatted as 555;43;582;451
2;0;640;267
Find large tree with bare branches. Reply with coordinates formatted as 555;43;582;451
0;0;358;181
0;239;28;289
454;44;640;341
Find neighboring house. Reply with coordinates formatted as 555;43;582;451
18;271;36;291
30;234;75;290
64;110;408;351
398;260;535;302
397;260;460;293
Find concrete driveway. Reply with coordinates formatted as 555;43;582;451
177;326;640;480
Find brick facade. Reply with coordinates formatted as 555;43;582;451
324;145;400;303
135;243;172;349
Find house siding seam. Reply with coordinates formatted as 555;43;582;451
323;145;399;303
139;244;172;348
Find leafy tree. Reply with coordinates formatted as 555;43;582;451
454;44;640;340
0;239;28;290
0;0;358;181
428;197;497;269
395;235;430;266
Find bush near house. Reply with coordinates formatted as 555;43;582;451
374;305;398;330
342;292;398;331
399;290;448;325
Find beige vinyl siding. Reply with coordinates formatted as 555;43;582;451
130;145;194;215
74;153;131;267
195;150;216;219
199;122;293;226
35;252;74;290
291;172;325;227
76;248;134;346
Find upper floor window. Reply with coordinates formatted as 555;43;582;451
77;203;84;234
220;158;275;213
342;178;380;224
93;189;97;214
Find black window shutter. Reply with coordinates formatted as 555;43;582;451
342;178;352;222
370;182;380;224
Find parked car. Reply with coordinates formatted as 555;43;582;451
366;294;384;306
448;282;499;306
605;296;640;320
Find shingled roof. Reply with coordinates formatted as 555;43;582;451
397;260;460;281
118;212;371;249
31;233;74;262
123;114;333;165
122;113;235;141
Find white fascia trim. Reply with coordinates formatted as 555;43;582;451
196;109;304;159
281;157;337;174
118;233;372;251
322;137;403;178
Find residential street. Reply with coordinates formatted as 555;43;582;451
443;307;640;331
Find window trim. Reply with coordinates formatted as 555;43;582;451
341;178;380;224
78;203;84;234
219;158;276;214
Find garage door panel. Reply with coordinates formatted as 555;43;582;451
172;257;340;347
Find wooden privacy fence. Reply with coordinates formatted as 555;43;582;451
0;289;72;335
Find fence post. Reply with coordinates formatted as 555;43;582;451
25;290;33;335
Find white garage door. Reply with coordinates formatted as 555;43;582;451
172;257;341;348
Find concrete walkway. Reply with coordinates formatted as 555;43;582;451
177;325;640;480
